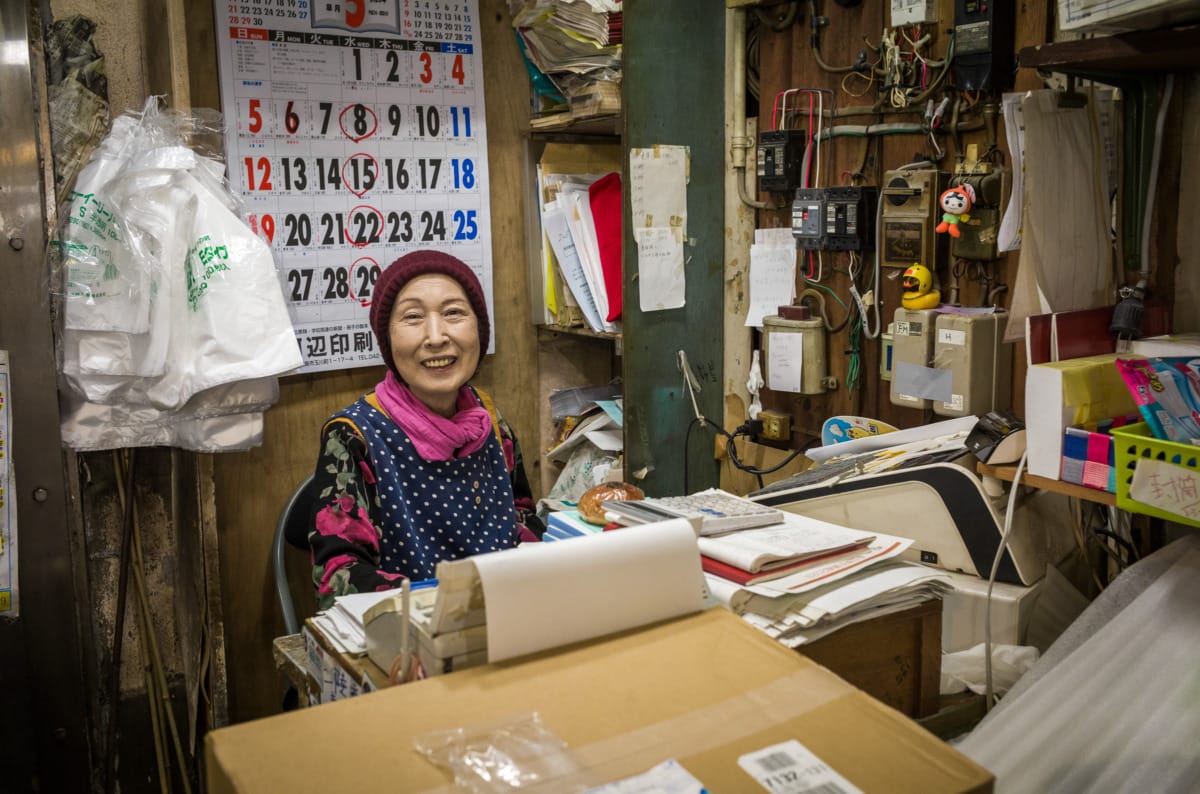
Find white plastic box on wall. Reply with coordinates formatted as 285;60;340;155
890;0;939;26
1059;0;1200;33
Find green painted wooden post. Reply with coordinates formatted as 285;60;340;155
623;0;725;496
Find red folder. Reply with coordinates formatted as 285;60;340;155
700;546;863;587
588;172;623;322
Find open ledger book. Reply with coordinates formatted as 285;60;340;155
697;513;875;585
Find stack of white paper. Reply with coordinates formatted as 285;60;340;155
310;588;406;655
707;561;951;647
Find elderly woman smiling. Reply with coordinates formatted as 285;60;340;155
307;250;541;608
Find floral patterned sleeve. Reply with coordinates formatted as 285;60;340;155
308;419;406;610
494;414;545;541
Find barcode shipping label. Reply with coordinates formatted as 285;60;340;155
738;740;862;794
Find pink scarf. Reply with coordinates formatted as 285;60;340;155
374;372;493;461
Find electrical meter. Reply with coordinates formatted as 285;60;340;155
890;307;937;410
931;312;1012;417
880;167;948;268
953;0;1015;92
949;159;1010;261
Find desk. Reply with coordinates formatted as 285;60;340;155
275;599;942;718
802;598;942;718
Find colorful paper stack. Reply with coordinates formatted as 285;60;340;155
1061;414;1139;492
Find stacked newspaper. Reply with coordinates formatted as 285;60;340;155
707;561;952;647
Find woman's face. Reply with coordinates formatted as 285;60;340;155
388;273;480;417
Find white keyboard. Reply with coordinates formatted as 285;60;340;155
603;488;785;536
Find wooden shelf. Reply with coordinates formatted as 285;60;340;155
537;323;622;349
529;113;622;136
1018;25;1200;74
977;462;1116;507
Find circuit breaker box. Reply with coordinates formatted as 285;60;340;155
931;312;1012;417
890;307;937;409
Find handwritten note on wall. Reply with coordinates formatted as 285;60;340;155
635;227;685;311
1129;458;1200;524
629;146;689;313
767;331;804;393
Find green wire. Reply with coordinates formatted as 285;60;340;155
800;276;848;310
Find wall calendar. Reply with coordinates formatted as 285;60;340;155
214;0;493;371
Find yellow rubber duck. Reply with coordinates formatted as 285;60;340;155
901;263;941;310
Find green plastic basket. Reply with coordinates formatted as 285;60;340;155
1110;421;1200;527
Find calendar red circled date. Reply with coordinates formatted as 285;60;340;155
216;0;492;372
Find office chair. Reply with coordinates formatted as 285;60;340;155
272;474;314;636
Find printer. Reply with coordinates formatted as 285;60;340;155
750;457;1077;587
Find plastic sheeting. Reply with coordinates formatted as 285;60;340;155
958;535;1200;793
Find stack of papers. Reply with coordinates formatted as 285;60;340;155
708;561;951;647
310;589;403;655
535;143;622;332
511;0;623;126
698;516;876;585
310;583;437;655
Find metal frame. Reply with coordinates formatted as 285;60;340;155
0;1;93;789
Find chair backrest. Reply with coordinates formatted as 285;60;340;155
273;474;314;635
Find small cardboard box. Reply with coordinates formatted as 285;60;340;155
208;608;991;793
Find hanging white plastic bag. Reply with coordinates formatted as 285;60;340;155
61;159;196;398
142;167;302;408
59;113;150;333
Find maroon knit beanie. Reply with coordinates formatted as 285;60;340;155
369;250;490;379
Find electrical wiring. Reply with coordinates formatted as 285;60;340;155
799;281;850;333
678;338;812;486
840;68;875;98
846;302;863;392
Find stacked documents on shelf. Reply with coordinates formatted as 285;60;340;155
511;0;622;125
695;510;910;589
536;144;623;333
707;560;951;647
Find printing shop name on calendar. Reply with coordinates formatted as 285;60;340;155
214;0;494;372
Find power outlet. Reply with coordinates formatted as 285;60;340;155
758;409;792;442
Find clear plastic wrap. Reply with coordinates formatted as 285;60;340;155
414;713;581;792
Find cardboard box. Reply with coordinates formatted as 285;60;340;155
208;608;991;793
1025;354;1136;480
